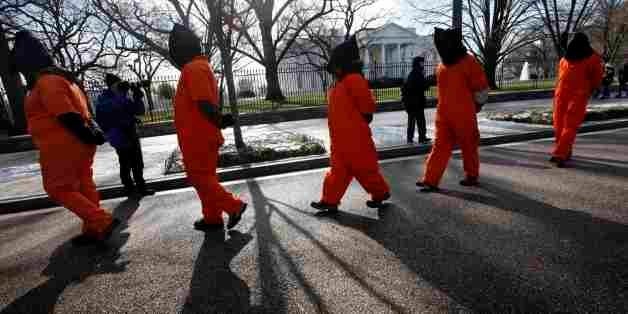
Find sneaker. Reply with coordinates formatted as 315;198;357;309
227;203;248;229
73;218;121;246
193;218;224;232
416;181;439;193
138;187;156;196
366;192;391;208
310;201;339;214
418;137;432;144
459;177;479;187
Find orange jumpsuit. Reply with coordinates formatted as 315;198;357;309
320;73;390;205
174;56;243;224
26;74;113;236
552;54;604;160
422;54;489;186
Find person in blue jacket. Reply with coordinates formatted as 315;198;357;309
96;74;154;196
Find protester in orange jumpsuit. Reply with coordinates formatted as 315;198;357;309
417;28;489;192
10;31;119;244
169;24;246;231
550;33;604;167
311;36;391;213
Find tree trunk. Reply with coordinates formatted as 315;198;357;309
0;24;27;135
260;22;285;101
143;85;155;112
483;45;499;90
222;53;245;150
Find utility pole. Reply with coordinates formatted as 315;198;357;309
453;0;462;29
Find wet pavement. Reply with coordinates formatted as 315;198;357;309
0;97;625;200
1;128;627;313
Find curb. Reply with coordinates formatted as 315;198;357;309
2;119;626;214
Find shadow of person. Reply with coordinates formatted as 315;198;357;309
181;230;253;314
0;198;140;314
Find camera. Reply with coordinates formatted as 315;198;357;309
118;80;150;92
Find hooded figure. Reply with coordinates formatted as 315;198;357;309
10;31;117;244
416;28;489;192
311;36;391;213
550;32;603;167
169;24;246;231
402;56;431;143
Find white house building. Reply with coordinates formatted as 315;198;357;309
252;23;439;96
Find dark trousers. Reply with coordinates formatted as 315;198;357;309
407;110;427;143
115;134;145;190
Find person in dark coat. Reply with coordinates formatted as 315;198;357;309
618;62;627;98
599;63;615;99
402;56;431;144
96;74;154;196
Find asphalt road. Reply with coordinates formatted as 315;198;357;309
1;128;627;313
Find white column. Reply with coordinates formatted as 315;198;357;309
397;43;402;63
381;44;386;65
364;46;370;65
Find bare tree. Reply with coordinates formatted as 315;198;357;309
412;0;542;89
0;0;34;134
12;1;126;79
228;0;334;101
202;0;249;150
590;0;627;63
533;0;598;58
125;46;166;114
92;0;198;67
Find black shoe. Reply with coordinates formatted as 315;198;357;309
193;219;224;232
310;201;339;214
416;181;439;193
418;137;432;144
549;156;559;163
459;177;479;187
72;218;121;246
555;160;566;168
366;192;391;208
138;187;156;196
227;203;248;229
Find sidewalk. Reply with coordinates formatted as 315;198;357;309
0;97;626;201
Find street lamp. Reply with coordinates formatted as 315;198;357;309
453;0;462;29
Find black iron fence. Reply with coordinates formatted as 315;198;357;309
48;60;559;124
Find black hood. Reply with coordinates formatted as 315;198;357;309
434;28;467;66
327;35;363;74
412;56;424;70
168;24;202;69
565;32;594;62
105;73;122;88
9;31;54;76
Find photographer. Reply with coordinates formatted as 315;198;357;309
96;74;154;196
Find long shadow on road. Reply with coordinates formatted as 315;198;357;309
0;197;141;314
181;230;253;314
324;176;628;313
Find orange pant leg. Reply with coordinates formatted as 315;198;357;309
351;151;390;201
553;98;567;145
422;121;455;187
41;145;111;233
553;100;587;159
78;148;100;206
321;153;353;205
456;126;480;178
182;141;242;224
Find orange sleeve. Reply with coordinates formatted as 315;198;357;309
345;74;376;114
38;75;80;117
468;56;489;92
183;62;219;105
589;54;604;90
